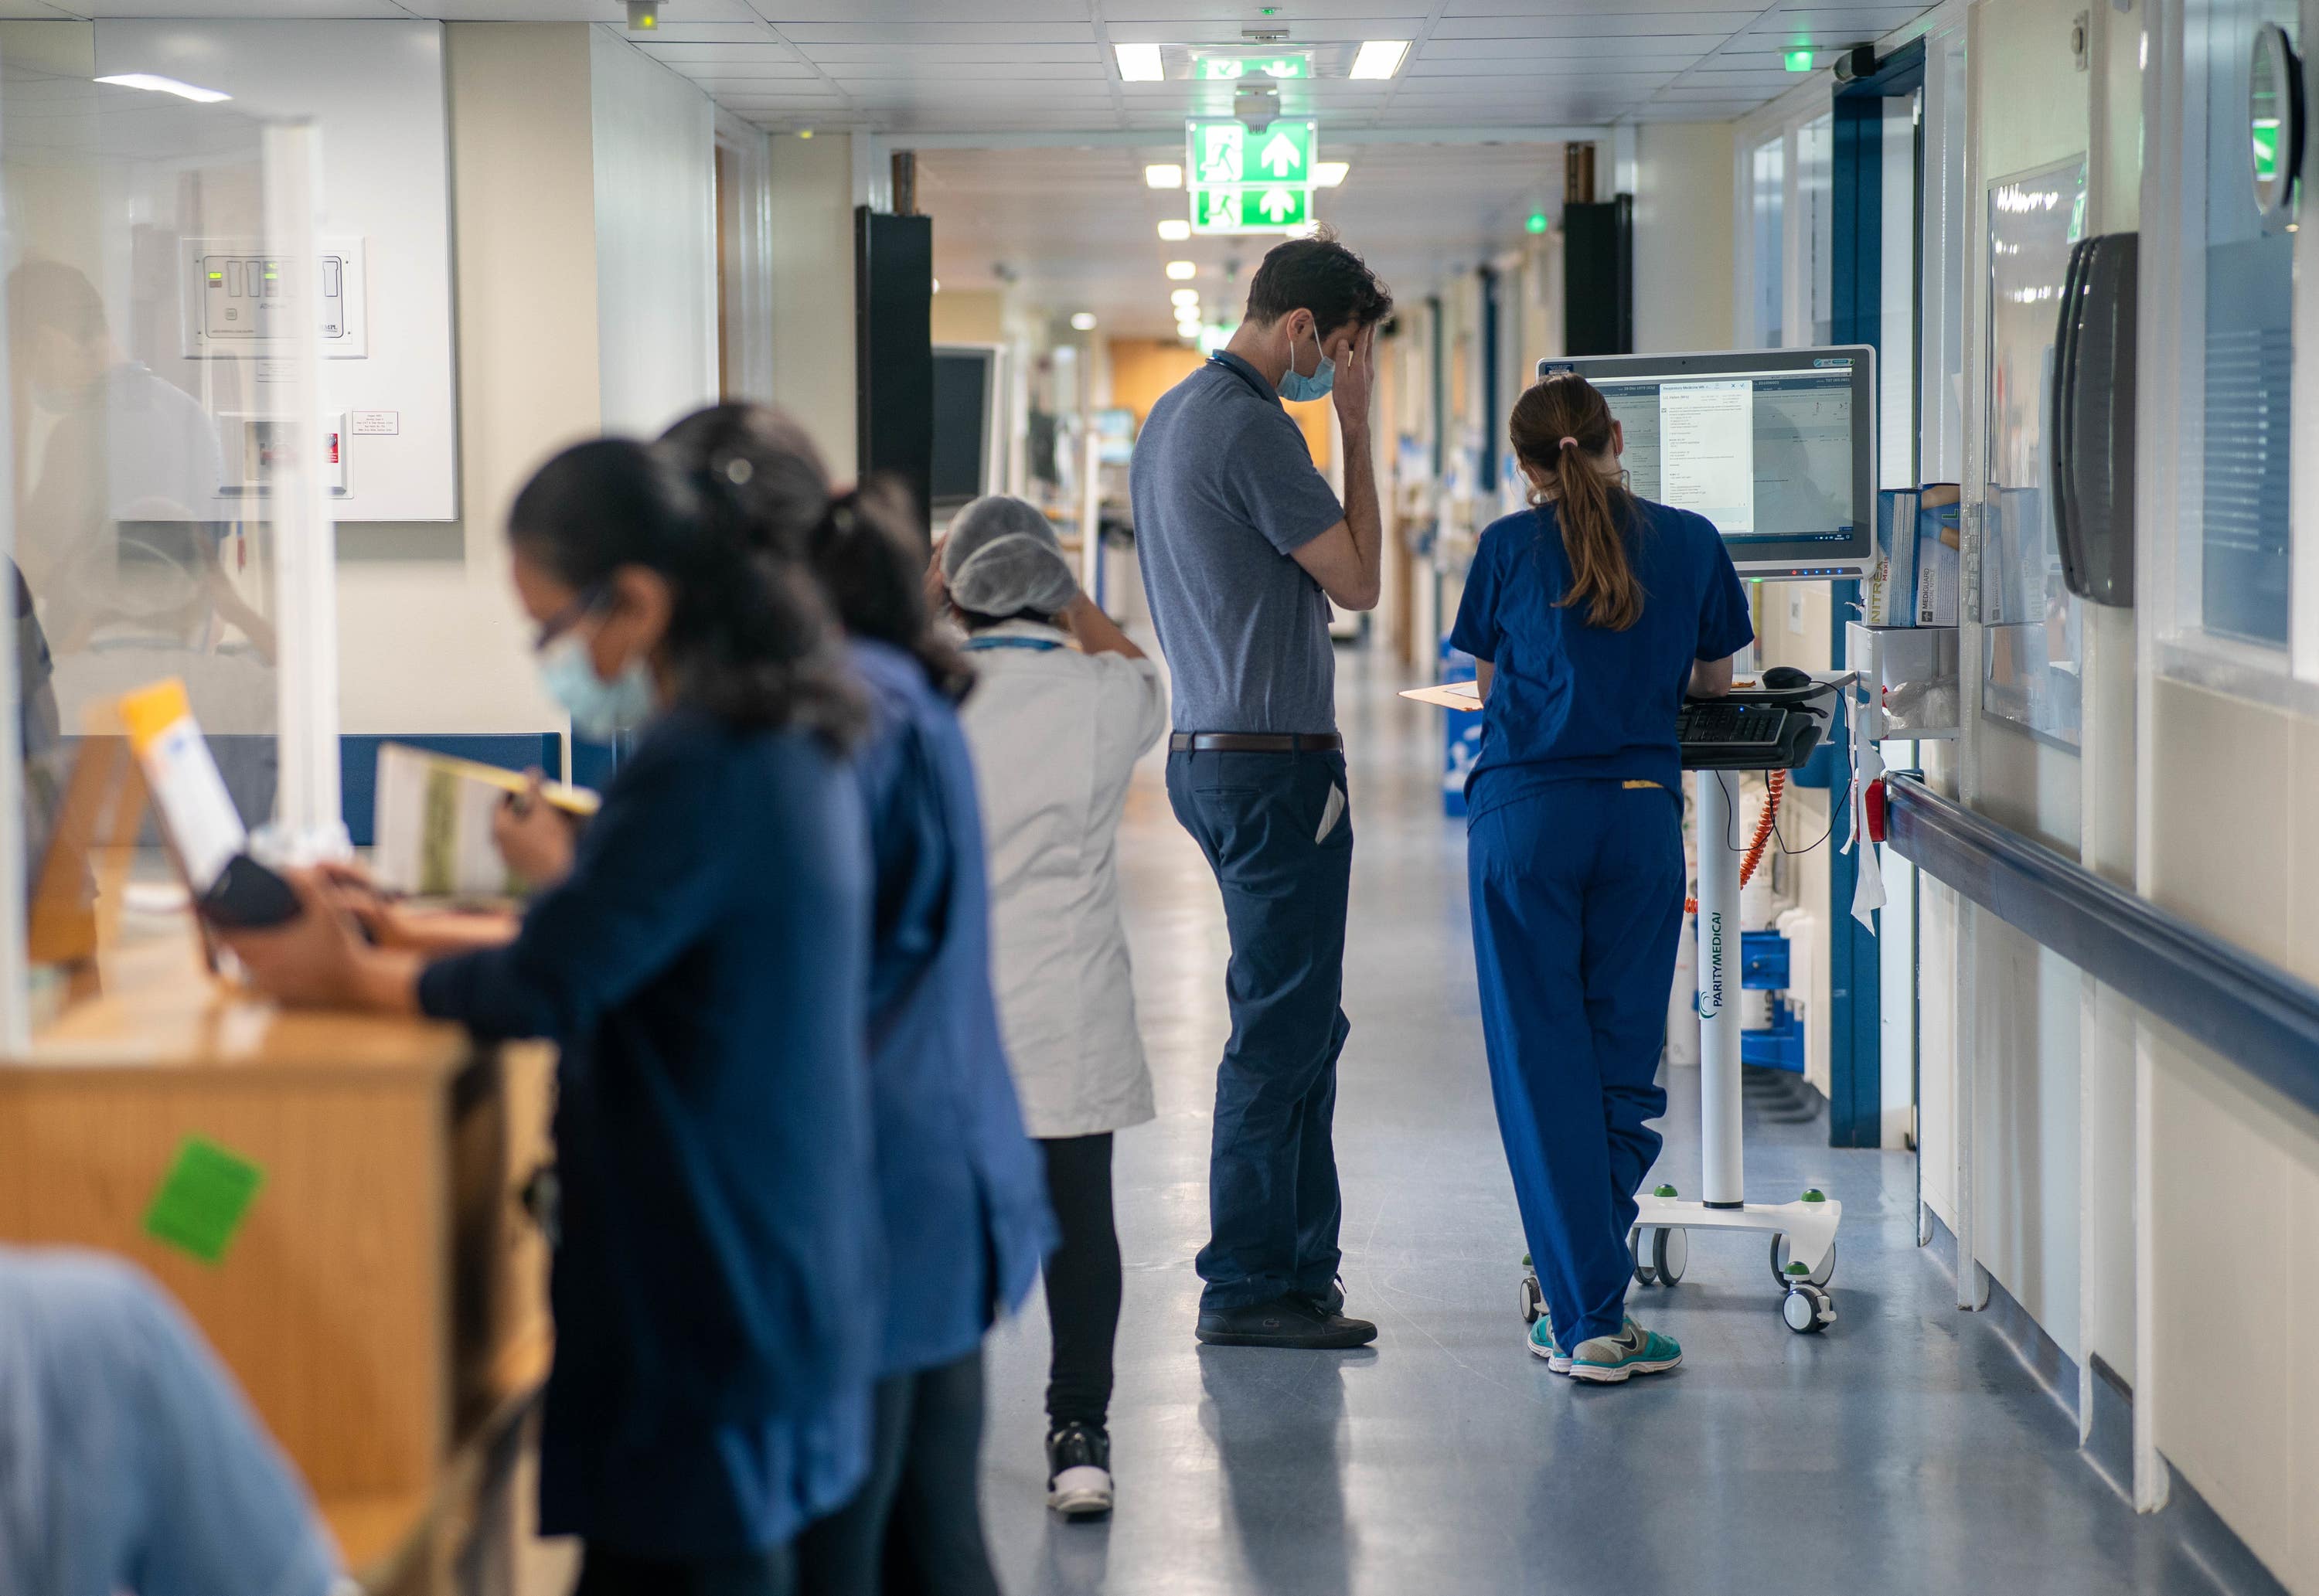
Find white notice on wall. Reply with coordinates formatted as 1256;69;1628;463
352;410;400;436
1659;379;1755;535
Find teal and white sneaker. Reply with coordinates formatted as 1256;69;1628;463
1527;1313;1572;1374
1567;1317;1683;1384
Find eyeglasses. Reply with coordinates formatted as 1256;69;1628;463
533;586;606;654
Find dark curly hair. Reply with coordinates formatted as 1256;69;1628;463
1242;226;1394;339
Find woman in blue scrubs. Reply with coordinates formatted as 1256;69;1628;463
227;440;880;1592
1451;373;1754;1385
662;405;1054;1596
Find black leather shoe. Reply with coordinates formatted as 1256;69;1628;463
1197;1292;1377;1349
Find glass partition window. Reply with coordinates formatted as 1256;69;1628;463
1982;157;2089;747
1;55;329;1031
1750;136;1786;348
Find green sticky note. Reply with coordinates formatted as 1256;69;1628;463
145;1136;265;1264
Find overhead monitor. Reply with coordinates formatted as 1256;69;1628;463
1535;346;1875;579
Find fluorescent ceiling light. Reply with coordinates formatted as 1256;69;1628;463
1165;260;1197;281
1285;220;1321;239
94;72;231;103
930;277;941;293
1145;163;1183;189
1170;288;1201;307
1349;40;1410;80
1313;161;1349;188
1070;311;1098;331
1115;42;1165;82
1177;323;1202;340
1157;218;1192;241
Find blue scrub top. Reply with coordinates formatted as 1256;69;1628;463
419;706;880;1558
1449;498;1755;818
848;640;1055;1379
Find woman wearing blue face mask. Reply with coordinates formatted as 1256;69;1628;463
226;439;881;1596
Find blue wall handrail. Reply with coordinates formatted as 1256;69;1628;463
1883;774;2319;1120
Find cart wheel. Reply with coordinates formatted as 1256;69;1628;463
1520;1271;1544;1325
1629;1227;1659;1287
1770;1234;1835;1288
1783;1283;1834;1333
1653;1226;1687;1285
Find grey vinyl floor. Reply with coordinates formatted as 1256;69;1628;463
974;640;2250;1596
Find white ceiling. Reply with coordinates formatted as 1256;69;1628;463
11;0;1937;335
921;140;1568;338
13;0;1934;131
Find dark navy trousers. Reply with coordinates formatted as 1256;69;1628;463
1166;748;1354;1312
1467;781;1683;1348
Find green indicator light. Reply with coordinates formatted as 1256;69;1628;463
1784;48;1814;71
1526;211;1548;234
208;271;223;281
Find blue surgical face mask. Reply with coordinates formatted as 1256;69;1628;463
538;629;656;741
1278;321;1335;403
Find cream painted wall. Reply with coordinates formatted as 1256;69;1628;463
1633;121;1736;355
768;134;858;481
591;30;717;439
931;288;1005;345
1919;0;2095;1362
335;22;600;737
2142;677;2319;1586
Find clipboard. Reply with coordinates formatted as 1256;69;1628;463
1399;680;1483;711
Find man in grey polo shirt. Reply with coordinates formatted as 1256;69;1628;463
1131;231;1391;1349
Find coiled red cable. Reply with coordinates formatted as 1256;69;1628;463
1685;770;1783;917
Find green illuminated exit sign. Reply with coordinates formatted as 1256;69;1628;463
1185;117;1317;234
1195;53;1309;80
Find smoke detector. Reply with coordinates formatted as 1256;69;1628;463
1234;82;1279;129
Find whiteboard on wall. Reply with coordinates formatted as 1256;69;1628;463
95;20;458;522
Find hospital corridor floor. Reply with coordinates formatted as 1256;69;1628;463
973;642;2267;1596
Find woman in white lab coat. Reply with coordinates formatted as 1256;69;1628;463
936;495;1166;1523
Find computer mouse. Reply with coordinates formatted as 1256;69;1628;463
1761;665;1813;690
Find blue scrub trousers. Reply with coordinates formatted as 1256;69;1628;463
1167;748;1353;1312
1467;781;1684;1349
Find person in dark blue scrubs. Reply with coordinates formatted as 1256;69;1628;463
661;405;1054;1596
1450;373;1755;1386
226;440;881;1594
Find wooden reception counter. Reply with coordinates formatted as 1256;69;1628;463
0;928;553;1592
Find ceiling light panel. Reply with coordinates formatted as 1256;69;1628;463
1349;40;1411;79
1115;41;1165;81
1146;163;1183;189
1157;219;1192;240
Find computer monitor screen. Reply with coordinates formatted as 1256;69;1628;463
1535;346;1875;578
931;345;998;512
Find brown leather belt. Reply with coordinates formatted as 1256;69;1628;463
1169;732;1343;753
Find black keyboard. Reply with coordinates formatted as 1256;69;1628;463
1680;702;1788;747
1678;696;1825;771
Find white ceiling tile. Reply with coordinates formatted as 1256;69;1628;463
1408;59;1687;78
1418;34;1730;57
1432;10;1761;36
638;40;802;60
775;23;1089;44
751;0;1091;19
800;41;1098;62
1105;0;1418;16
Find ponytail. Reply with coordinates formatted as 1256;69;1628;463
661;403;976;704
1508;373;1644;631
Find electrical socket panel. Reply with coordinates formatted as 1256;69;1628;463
182;237;367;359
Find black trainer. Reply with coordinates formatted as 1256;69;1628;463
1046;1422;1114;1519
1196;1291;1377;1349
